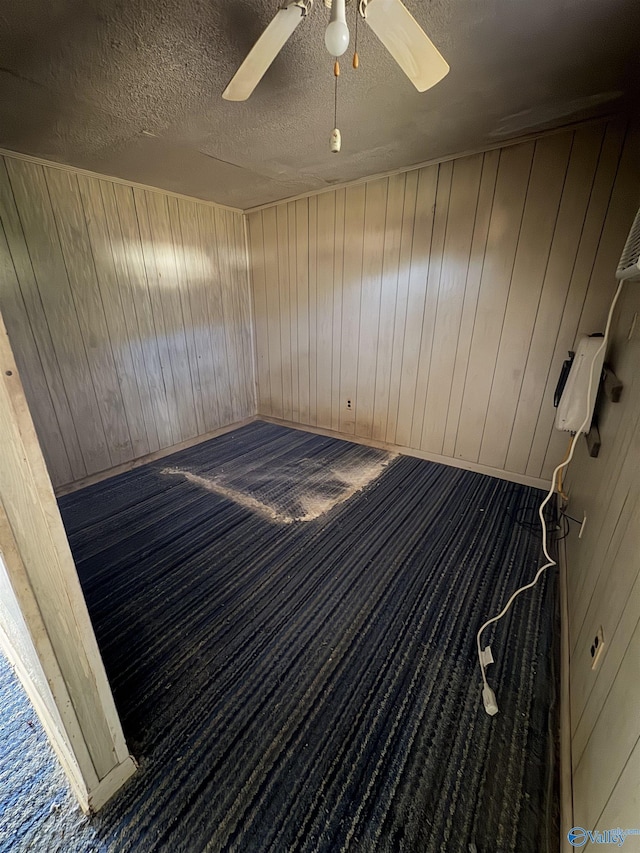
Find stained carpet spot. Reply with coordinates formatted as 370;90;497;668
161;467;296;524
161;452;395;524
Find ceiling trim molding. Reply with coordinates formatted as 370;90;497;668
0;147;244;215
243;112;624;214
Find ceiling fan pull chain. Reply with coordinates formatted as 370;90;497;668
331;60;342;153
353;2;359;68
334;59;339;130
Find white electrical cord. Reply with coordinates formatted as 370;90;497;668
477;278;626;716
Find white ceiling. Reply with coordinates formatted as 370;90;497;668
0;0;638;209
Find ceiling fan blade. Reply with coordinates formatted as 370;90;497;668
363;0;449;92
223;3;308;101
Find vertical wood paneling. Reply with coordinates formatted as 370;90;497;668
394;166;437;447
565;276;640;825
276;204;292;422
571;500;639;756
421;154;482;454
248;121;639;486
316;192;335;427
287;201;299;422
525;122;627;478
569;376;640;648
339;186;366;434
478;133;572;469
385;170;419;445
263;207;283;419
0;159;86;481
167;196;206;436
330;190;345;433
0;309;134;797
0;223;73;486
212;206;244;423
454;142;534;463
233;212;256;415
441;150;499;458
597;737;640;828
0;157;253;487
248;211;271;415
114;184;174;447
355;178;388;438
504;124;605;473
372;173;406;442
295;199;310;425
102;183;163;452
540;131;639;481
46;170;132;467
572;618;640;828
411;160;452;449
308;196;318;427
134;189;185;444
78;176;151;459
6;159;111;475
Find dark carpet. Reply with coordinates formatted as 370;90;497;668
0;652;98;852
54;421;557;852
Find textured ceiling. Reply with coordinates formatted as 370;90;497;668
0;0;638;209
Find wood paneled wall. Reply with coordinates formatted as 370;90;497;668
0;310;135;810
247;121;640;484
0;157;254;488
564;278;640;830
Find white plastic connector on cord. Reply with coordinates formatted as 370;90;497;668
481;646;498;713
482;685;499;716
479;645;494;668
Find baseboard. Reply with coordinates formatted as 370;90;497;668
55;417;257;496
557;536;574;852
258;416;551;491
88;755;138;813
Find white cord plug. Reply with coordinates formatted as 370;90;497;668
482;685;499;716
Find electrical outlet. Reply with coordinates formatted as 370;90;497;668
346;399;352;409
590;626;605;670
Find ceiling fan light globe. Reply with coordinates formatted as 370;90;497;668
325;20;350;56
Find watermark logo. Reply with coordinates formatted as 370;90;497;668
568;827;640;847
569;828;589;847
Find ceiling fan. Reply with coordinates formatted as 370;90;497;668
222;0;449;102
